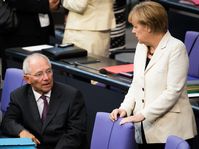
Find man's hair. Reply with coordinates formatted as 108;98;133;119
23;53;51;74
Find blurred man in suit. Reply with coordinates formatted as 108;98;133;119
1;0;60;78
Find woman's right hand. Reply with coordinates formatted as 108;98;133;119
109;108;127;122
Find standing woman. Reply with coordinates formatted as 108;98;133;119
110;1;197;149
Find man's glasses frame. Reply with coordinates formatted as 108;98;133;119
26;68;53;79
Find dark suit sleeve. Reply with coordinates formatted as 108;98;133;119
7;0;50;13
1;92;26;137
55;90;88;149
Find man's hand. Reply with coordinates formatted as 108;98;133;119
19;130;40;145
119;113;145;125
109;108;127;122
49;0;60;11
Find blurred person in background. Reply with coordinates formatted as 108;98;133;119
62;0;116;57
1;0;60;78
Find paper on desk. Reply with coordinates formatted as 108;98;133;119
188;93;199;98
22;44;53;51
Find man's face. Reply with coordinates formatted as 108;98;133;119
24;57;53;94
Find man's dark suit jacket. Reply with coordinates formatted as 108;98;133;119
1;82;88;149
3;0;55;44
1;0;55;78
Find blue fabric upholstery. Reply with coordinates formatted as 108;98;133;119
188;36;199;79
184;31;199;80
1;68;25;114
184;31;199;56
165;135;190;149
90;112;135;149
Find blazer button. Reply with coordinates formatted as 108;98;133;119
142;88;144;91
142;99;144;103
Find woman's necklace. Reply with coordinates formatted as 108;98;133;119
147;46;154;58
148;50;154;56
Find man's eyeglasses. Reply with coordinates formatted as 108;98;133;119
26;68;53;79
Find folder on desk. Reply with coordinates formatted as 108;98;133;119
99;64;134;74
192;0;199;5
189;0;199;5
62;56;100;65
42;46;87;60
180;0;199;5
0;138;36;149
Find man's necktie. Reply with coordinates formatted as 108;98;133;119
41;95;48;122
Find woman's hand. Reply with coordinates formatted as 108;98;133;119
119;113;145;125
109;108;127;121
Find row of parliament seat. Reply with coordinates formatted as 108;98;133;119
184;31;199;80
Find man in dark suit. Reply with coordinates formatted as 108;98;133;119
1;0;60;78
1;53;88;149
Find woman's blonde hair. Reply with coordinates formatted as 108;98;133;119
128;1;168;33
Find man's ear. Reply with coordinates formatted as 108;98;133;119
24;75;31;84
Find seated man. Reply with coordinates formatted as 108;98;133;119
1;53;88;149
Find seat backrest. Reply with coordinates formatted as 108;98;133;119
184;31;199;56
1;68;26;114
188;35;199;79
90;112;135;149
184;31;199;80
165;135;190;149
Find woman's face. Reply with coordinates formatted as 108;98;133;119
131;18;151;44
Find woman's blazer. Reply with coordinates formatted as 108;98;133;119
120;32;197;143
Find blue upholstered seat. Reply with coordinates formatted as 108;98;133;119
184;31;199;80
165;135;190;149
1;68;25;114
90;112;135;149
